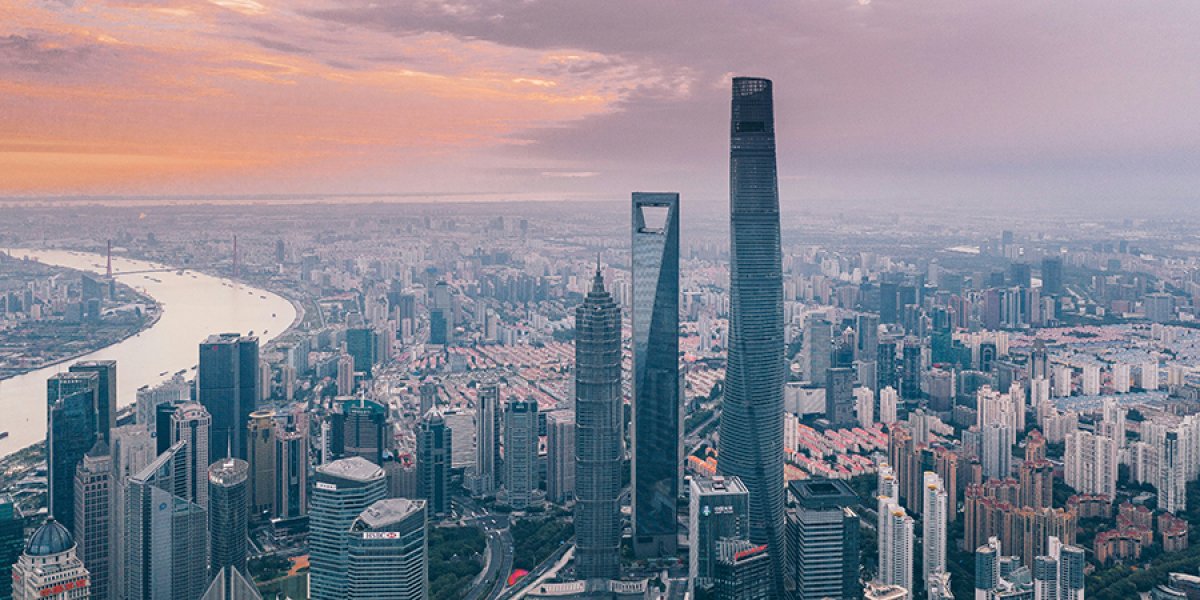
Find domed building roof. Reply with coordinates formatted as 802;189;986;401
25;517;75;556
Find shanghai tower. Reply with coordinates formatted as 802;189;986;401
717;76;786;595
574;267;623;580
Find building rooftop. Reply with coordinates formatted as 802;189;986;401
789;478;859;510
691;475;748;496
355;498;426;530
317;456;385;484
25;517;75;556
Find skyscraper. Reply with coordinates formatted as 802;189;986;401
804;317;833;383
275;426;309;519
347;499;428;600
788;478;861;600
170;402;212;510
689;476;750;592
631;191;681;558
47;371;100;533
73;439;111;600
201;566;263;600
826;367;856;428
345;327;379;378
416;410;452;517
472;382;501;496
0;495;25;600
574;268;623;581
334;398;388;465
545;411;576;504
718;75;787;595
11;519;91;600
68;360;117;444
208;458;250;576
247;410;277;518
109;423;155;600
713;539;773;600
309;457;388;600
1064;430;1118;498
922;472;948;583
199;333;260;463
124;441;209;600
878;496;914;594
1036;536;1085;600
503;397;539;509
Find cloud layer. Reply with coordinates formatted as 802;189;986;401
4;0;1200;209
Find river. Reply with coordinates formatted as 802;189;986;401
0;249;297;458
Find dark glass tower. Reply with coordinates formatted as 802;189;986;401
68;360;116;444
47;370;99;532
631;192;681;558
208;458;249;575
198;333;260;463
574;268;623;580
717;76;786;595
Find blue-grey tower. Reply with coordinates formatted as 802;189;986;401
631;192;681;558
717;76;786;595
574;267;623;580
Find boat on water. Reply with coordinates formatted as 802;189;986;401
0;432;8;440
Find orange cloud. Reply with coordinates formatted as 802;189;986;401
0;0;659;195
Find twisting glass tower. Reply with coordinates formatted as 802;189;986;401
717;76;786;595
631;192;681;557
574;267;623;580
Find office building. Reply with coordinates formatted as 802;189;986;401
545;411;575;504
878;496;914;594
713;539;772;600
275;426;309;519
11;519;90;600
902;339;922;401
72;440;111;600
135;375;190;431
47;371;100;533
718;75;787;596
689;476;750;591
67;361;116;444
199;333;260;463
805;317;833;383
345;327;379;377
788;479;860;600
334;398;388;465
201;567;263;600
1041;257;1063;296
108;424;154;600
169;402;212;509
503;398;539;509
473;382;501;496
574;268;624;581
347;499;428;600
309;457;388;600
209;458;250;575
124;441;209;600
631;191;681;558
0;495;25;600
826;367;856;428
246;410;277;518
416;410;452;517
923;472;948;583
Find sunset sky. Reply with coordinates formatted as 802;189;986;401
4;0;1200;208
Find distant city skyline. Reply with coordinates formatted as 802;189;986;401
6;1;1200;208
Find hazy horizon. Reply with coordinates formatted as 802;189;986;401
7;0;1200;210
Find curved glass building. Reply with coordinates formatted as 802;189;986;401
717;76;786;595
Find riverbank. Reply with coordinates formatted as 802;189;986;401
0;249;297;458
